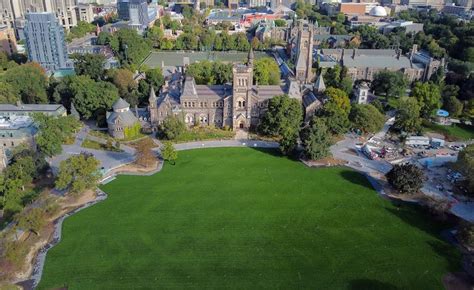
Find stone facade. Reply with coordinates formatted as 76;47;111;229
107;98;140;139
149;50;324;131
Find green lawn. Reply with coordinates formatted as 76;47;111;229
81;139;122;152
171;126;235;143
423;121;474;141
39;148;459;289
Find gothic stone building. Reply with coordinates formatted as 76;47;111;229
149;50;323;130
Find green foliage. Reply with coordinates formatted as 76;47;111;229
3;63;48;104
253;57;280;85
55;153;101;194
72;53;106;81
274;19;286;27
159;115;186;140
16;207;46;236
124;122;141;139
109;29;152;67
259;94;303;154
169;126;235;142
67;75;119;119
410;82;441;118
371;70;408;100
145;67;164;90
394;97;422;133
300;117;332;160
371;99;385;113
186;61;232;85
386;163;424;194
349;104;385;134
33;114;81;157
354;25;390;49
443;95;463;117
317;88;351;135
161;141;178;164
66;21;95;42
456;144;474;195
0;81;19;104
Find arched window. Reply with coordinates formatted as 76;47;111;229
238;101;242;107
242;101;246;107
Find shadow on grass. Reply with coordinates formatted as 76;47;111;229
384;205;461;272
249;147;301;162
348;279;399;290
339;170;375;190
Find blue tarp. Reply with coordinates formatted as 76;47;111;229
436;109;449;117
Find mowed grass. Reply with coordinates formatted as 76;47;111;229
39;148;459;289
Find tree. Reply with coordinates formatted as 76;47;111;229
371;99;385;113
443;95;463;117
386;163;424;194
16;207;46;236
456;144;474;195
33;114;81;157
393;97;422;133
324;65;341;88
372;70;408;101
253;58;280;85
0;82;19;104
145;67;164;90
55;153;101;194
159;115;186;140
72;53;106;81
109;29;152;67
186;61;232;85
259;95;303;154
317;88;351;135
300;117;332;160
4;63;48;104
135;138;157;168
161;141;178;165
410;82;441;118
69;75;119;119
349;104;385;134
107;68;137;98
146;26;164;48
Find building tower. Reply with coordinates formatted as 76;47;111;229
24;12;73;73
295;21;314;84
231;49;254;130
355;82;369;104
148;86;158;127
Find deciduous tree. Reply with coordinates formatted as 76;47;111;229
386;163;424;194
300;117;332;160
410;82;441;118
161;141;178;165
349;104;385;133
372;70;408;101
4;63;48;104
55;153;101;194
393;97;422;133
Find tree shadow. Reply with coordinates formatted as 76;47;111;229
339;170;376;191
249;147;301;161
347;279;399;290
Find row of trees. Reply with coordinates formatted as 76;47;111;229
259;88;385;159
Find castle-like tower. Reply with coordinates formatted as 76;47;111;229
231;48;254;129
295;21;314;84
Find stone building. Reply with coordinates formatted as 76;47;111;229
106;98;140;139
149;49;324;130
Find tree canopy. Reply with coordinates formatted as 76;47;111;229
410;82;442;118
259;94;303;154
394;97;422;133
55;153;101;194
159;115;186;140
300;117;332;160
386;163;424;194
317;87;351;135
33;114;81;157
372;70;408;100
72;53;106;81
253;57;280;85
349;104;385;134
3;63;48;104
186;61;232;85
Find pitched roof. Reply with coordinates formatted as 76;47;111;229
314;73;326;92
112;98;130;111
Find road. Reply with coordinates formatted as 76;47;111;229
49;125;136;173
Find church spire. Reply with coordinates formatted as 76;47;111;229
248;47;254;67
149;86;157;107
314;73;326;93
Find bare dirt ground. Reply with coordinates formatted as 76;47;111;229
1;190;97;285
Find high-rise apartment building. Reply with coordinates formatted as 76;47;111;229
0;0;79;35
129;0;149;29
24;12;73;72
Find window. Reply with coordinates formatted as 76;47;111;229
243;101;246;107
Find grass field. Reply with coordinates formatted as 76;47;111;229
39;148;459;289
423;121;474;141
